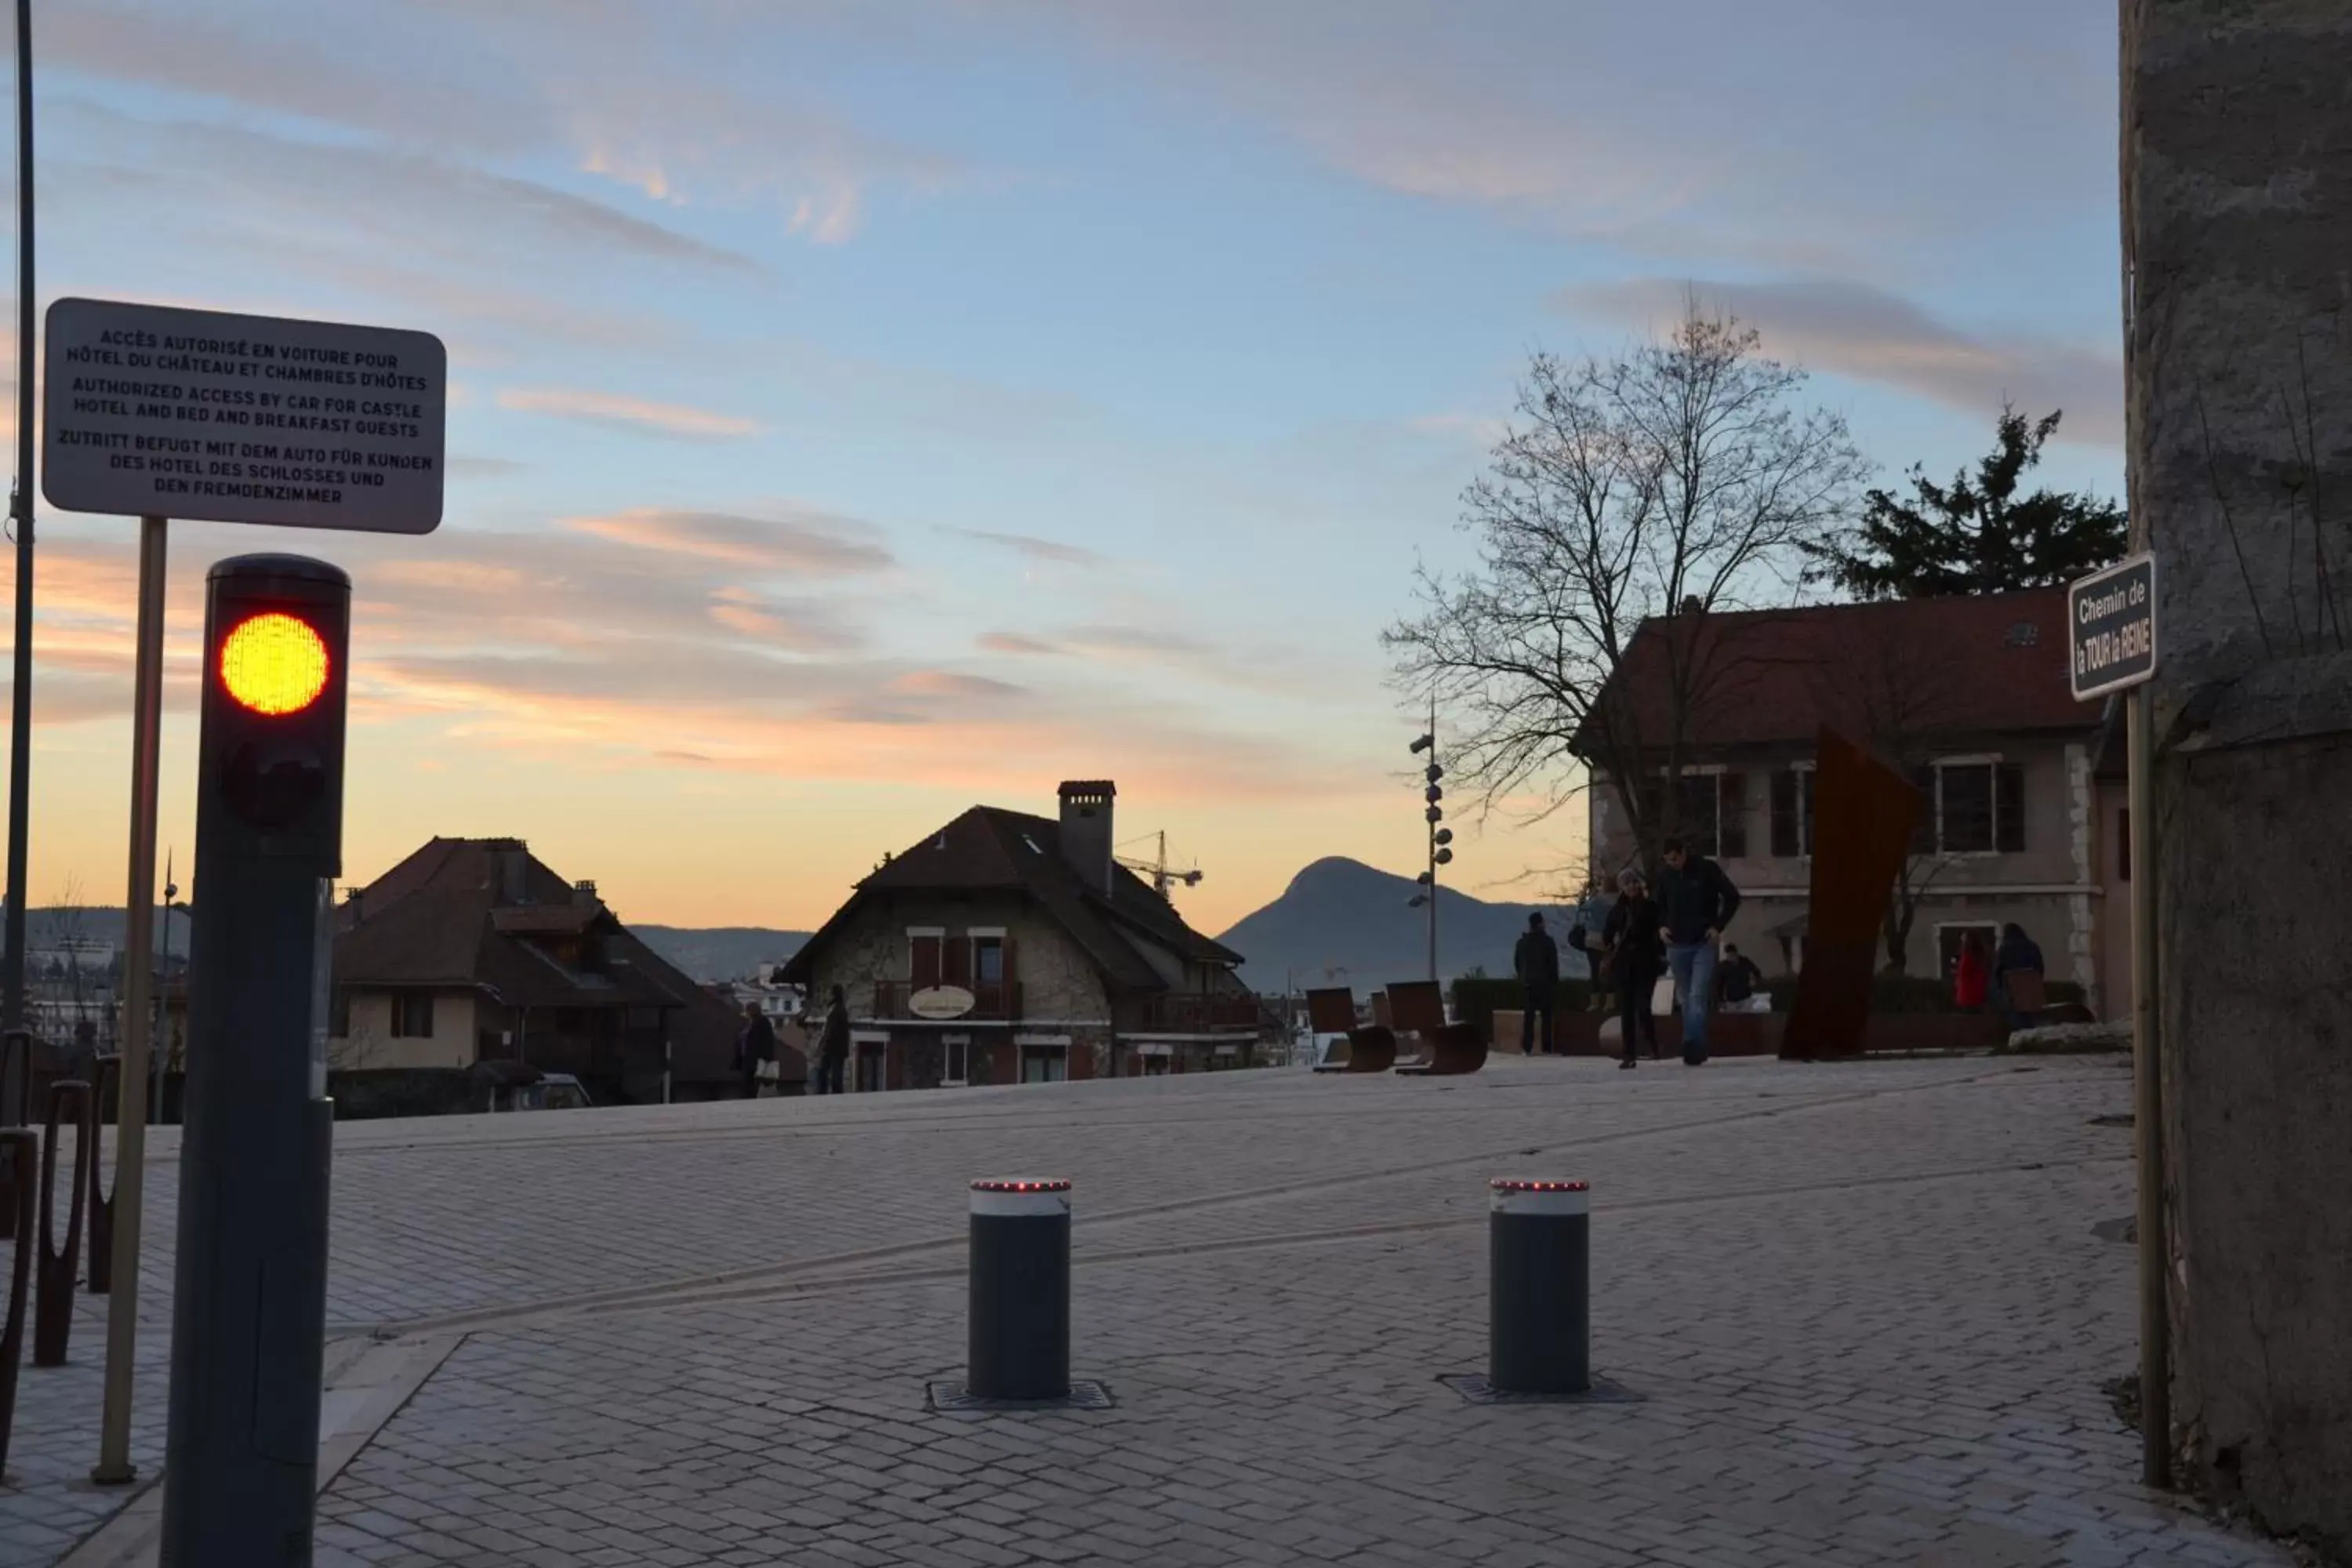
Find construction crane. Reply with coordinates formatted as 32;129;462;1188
1116;830;1204;900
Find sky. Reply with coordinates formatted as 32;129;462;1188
0;0;2127;937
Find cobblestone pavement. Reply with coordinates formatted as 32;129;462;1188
5;1055;2297;1566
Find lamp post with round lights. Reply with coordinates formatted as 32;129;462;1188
1408;705;1454;983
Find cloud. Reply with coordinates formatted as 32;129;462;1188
448;456;526;478
950;528;1107;568
561;509;894;575
978;631;1060;656
1064;623;1209;656
1558;278;2123;447
890;670;1028;699
497;387;762;440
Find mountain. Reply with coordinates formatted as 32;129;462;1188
629;926;809;984
1214;858;1602;993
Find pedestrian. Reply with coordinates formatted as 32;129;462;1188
735;1001;776;1099
1991;923;2045;1031
1657;836;1741;1066
1513;911;1562;1055
1601;868;1664;1068
1719;942;1766;1011
1953;931;1990;1012
816;984;851;1095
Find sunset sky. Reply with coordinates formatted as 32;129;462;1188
2;0;2125;936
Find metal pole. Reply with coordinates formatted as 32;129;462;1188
1427;697;1438;983
93;514;165;1485
2;0;37;1051
2128;684;2169;1489
1488;1178;1590;1394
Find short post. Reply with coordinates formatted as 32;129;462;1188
967;1178;1071;1400
1489;1178;1589;1395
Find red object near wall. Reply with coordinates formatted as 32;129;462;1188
1784;728;1920;1062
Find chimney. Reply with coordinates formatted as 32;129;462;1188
1057;780;1116;895
495;842;529;905
573;879;599;906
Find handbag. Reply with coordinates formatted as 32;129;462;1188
755;1058;781;1084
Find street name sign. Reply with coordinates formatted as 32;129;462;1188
42;297;448;534
2068;552;2158;701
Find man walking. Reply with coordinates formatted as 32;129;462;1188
816;985;851;1095
735;1001;777;1098
1657;837;1741;1065
1513;912;1561;1055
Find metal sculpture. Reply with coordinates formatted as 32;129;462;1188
1782;728;1920;1062
34;1079;89;1367
88;1054;118;1295
0;1129;34;1472
0;1029;28;1242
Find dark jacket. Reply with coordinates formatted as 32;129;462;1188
735;1013;777;1067
1993;931;2044;980
1657;854;1740;946
1719;954;1762;1004
818;998;851;1060
1513;929;1562;997
1601;895;1664;984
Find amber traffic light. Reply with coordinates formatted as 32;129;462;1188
219;612;331;717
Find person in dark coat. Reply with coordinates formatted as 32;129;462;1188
815;985;851;1095
1513;912;1563;1055
1991;924;2045;1030
1601;868;1665;1068
1657;837;1742;1065
735;1002;777;1098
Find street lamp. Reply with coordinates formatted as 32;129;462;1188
1410;705;1443;981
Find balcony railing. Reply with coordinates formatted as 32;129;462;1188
1117;993;1267;1036
870;980;1022;1021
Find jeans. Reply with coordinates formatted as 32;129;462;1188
1667;942;1718;1062
816;1053;846;1095
1520;995;1555;1054
1617;972;1659;1062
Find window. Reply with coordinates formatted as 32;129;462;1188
1769;769;1817;858
392;993;435;1039
1931;761;2027;855
942;1036;970;1087
974;936;1004;985
909;929;942;988
1649;770;1748;858
1020;1045;1068;1084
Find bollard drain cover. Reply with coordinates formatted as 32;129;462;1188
1438;1373;1642;1406
927;1379;1116;1414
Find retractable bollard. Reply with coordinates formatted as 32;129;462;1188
967;1178;1071;1400
1489;1178;1590;1396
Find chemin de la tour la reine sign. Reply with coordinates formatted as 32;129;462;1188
42;297;448;535
2068;552;2158;702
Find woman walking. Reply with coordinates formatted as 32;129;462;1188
1601;868;1665;1068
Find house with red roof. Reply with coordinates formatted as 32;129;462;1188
783;782;1267;1090
1579;589;2121;1011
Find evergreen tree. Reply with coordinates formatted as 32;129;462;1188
1806;406;2126;598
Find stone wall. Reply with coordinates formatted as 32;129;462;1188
2124;1;2352;1551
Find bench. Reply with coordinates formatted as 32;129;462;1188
1384;980;1486;1077
1306;987;1395;1074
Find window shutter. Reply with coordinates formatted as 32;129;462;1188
911;934;941;989
1718;771;1748;858
944;935;972;987
1909;768;1937;855
1769;771;1798;858
1996;764;2027;852
1801;769;1817;856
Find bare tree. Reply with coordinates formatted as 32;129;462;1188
1387;300;1868;862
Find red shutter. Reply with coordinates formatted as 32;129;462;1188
943;935;972;987
911;934;941;989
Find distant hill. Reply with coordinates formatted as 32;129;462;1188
630;926;808;983
0;906;188;960
1214;858;1600;993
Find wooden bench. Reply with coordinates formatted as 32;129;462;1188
1306;987;1395;1074
1384;980;1486;1077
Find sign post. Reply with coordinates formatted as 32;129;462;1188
41;296;445;1492
2069;552;2166;1490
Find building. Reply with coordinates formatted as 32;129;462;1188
785;782;1267;1088
330;837;800;1102
1578;590;2113;1011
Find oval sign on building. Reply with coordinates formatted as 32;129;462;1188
908;985;976;1020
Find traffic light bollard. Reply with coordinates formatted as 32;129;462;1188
1489;1178;1590;1396
967;1178;1072;1401
162;555;350;1568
